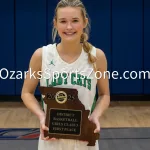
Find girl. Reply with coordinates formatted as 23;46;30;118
21;0;110;150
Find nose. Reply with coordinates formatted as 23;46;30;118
66;22;73;30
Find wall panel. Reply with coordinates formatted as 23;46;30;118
0;0;15;95
112;0;143;94
15;0;47;95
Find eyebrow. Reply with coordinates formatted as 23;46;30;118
58;17;79;20
72;17;79;19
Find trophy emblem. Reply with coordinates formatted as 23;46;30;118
55;91;67;104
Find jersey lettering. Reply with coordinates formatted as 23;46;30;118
46;73;91;91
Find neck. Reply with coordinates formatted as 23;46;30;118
58;40;82;55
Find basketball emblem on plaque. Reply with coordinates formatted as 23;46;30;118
39;86;100;146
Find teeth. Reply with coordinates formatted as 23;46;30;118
65;32;75;35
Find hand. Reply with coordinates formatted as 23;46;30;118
88;114;101;133
79;114;100;143
39;115;56;141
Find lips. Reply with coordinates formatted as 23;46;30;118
64;32;76;36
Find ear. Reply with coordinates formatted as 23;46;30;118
84;17;88;28
53;19;57;29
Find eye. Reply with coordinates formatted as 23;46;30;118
73;20;79;22
60;20;66;23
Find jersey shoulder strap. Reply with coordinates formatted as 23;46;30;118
90;46;97;57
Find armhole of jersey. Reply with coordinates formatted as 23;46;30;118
91;46;97;72
41;45;46;73
90;46;97;114
40;45;47;111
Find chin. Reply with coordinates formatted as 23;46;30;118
62;37;78;43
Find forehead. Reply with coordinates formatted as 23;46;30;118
57;7;82;19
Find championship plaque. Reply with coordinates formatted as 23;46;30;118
39;86;100;146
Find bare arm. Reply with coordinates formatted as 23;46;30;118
92;48;110;119
89;48;110;133
21;48;45;121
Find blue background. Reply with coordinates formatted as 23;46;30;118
0;0;150;96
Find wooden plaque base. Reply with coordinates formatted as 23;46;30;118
39;86;100;146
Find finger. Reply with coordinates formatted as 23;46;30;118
42;124;49;131
40;128;44;139
94;126;100;133
40;129;48;140
40;125;49;140
43;136;49;141
94;120;100;133
49;137;57;141
41;134;50;141
41;133;44;139
88;116;92;121
41;132;49;140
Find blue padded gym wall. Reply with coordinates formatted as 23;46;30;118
144;0;150;94
0;0;149;97
15;0;47;95
111;0;143;94
0;0;15;95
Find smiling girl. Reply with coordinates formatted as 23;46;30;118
21;0;110;150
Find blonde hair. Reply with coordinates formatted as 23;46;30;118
52;0;97;71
